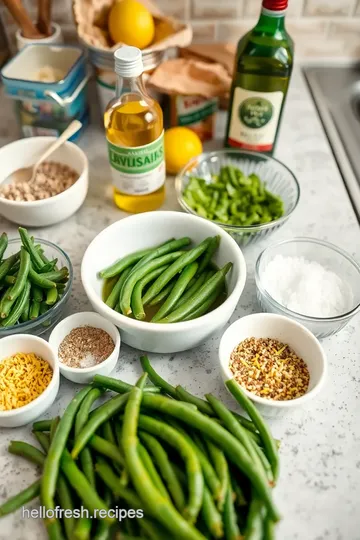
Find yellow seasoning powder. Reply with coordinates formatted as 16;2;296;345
0;353;53;411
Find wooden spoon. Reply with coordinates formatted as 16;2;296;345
6;120;82;186
37;0;52;37
3;0;45;39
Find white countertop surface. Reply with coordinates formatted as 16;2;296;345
0;68;360;540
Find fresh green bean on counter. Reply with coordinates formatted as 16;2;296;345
0;356;281;540
182;165;284;227
0;228;70;327
100;236;232;323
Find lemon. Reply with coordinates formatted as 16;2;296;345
164;127;203;175
108;0;155;50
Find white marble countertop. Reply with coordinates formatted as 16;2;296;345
0;69;360;540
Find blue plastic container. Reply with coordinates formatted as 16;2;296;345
1;44;89;139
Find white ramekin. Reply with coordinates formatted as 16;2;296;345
16;23;63;51
219;313;327;417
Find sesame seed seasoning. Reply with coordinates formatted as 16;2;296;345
229;337;310;401
58;326;115;369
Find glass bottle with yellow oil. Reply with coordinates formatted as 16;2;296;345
105;46;165;213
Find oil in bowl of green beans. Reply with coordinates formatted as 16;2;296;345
100;235;231;323
0;229;73;337
176;149;300;247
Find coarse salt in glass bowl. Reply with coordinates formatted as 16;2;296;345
0;238;73;338
255;237;360;339
176;149;300;247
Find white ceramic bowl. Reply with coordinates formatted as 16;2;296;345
81;211;247;353
0;335;59;428
0;137;88;227
219;313;327;417
16;23;63;50
49;312;121;384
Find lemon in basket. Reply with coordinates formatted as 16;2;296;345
164;127;203;175
108;0;155;49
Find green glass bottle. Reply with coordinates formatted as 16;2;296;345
225;0;294;154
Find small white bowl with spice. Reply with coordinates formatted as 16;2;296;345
49;312;120;384
219;313;327;417
0;334;59;428
0;137;88;227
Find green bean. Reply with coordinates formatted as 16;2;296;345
75;387;105;436
174;270;210;309
263;513;276;540
183;283;223;321
3;275;16;285
105;266;132;309
95;459;148;512
102;420;116;446
138;443;171;501
196;235;220;276
6;247;30;301
93;490;112;540
149;279;176;306
140;355;177;399
20;295;30;322
223;482;242;540
29;299;41;320
57;474;76;540
39;258;58;273
33;431;51;453
251;440;274;485
141;393;280;522
19;228;44;270
79;447;96;487
61;448;113;520
31;285;43;302
204;438;228;511
129;237;191;276
142;238;212;306
1;281;31;326
46;287;58;306
93;374;160;394
226;380;279;483
29;265;56;289
40;386;92;538
122;383;205;540
40;302;50;318
89;434;125;467
8;440;46;467
206;394;266;481
49;416;60;442
230;474;247;507
151;261;198;322
0;232;8;261
0;479;40;516
201;485;224;538
33;419;52;431
72;392;130;458
131;264;169;320
139;431;186;512
0;252;19;282
73;516;92;540
245;492;264;540
100;246;159;279
40;268;69;282
137;414;203;523
139;518;171;540
158;262;232;323
120;251;183;315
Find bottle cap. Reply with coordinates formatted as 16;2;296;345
262;0;288;10
114;46;144;78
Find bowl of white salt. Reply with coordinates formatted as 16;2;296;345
255;237;360;338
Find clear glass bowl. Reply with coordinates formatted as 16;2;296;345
0;238;73;337
255;237;360;339
175;149;300;247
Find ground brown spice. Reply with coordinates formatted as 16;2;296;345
58;326;115;369
229;337;310;401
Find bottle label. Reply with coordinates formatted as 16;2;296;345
107;131;165;195
227;88;284;152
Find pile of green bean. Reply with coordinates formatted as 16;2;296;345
182;166;284;226
0;229;69;327
0;356;280;540
100;236;232;323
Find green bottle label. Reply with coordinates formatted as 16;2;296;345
107;132;165;195
239;97;273;129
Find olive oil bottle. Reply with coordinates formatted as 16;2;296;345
225;0;294;154
105;46;165;213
